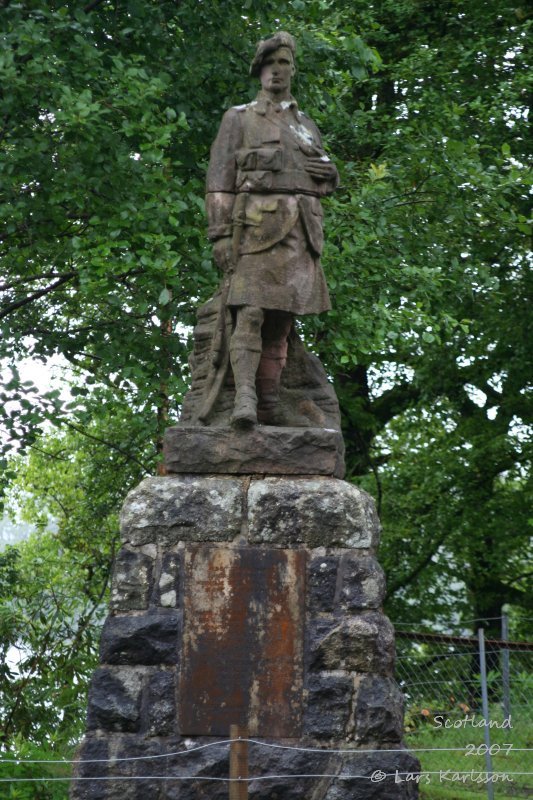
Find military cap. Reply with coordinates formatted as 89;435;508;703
249;31;296;77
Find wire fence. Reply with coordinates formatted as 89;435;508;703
396;619;533;798
1;617;531;799
1;739;532;790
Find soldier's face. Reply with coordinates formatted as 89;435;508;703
260;47;294;95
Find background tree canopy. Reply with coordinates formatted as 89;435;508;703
0;0;531;770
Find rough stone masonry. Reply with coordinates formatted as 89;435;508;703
71;458;420;799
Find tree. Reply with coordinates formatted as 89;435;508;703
319;0;532;638
0;405;148;757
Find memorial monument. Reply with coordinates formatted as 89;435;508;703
71;32;419;799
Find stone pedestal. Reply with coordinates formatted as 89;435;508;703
71;437;419;798
163;425;345;478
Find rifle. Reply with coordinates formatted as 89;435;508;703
197;195;246;424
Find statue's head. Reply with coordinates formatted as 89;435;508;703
250;31;296;78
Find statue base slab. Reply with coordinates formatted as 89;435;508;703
163;425;345;478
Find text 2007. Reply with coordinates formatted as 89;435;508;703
465;744;513;756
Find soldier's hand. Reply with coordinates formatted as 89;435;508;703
305;157;338;182
212;236;233;272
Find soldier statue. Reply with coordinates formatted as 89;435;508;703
205;31;338;429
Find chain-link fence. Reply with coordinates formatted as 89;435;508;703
395;622;533;798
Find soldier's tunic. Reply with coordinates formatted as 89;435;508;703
206;91;338;315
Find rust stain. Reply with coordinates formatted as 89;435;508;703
180;546;305;737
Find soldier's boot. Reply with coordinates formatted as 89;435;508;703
230;306;264;429
257;363;311;426
231;365;260;429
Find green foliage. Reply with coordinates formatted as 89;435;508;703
0;737;71;800
363;401;532;630
0;416;148;769
1;0;212;460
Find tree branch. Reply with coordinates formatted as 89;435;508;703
388;198;437;209
220;39;250;66
387;529;450;596
28;443;70;462
383;172;441;203
61;420;151;474
43;489;70;520
0;270;78;292
83;0;107;12
62;549;116;664
0;609;60;743
0;273;77;320
511;569;533;581
490;579;532;609
371;381;420;427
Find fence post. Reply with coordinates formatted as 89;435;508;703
501;607;511;722
478;628;495;800
229;724;248;800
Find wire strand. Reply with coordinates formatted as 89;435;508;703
2;740;532;766
0;738;233;765
2;771;533;783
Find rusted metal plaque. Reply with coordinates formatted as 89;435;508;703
180;545;306;737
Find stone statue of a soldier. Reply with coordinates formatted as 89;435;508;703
205;31;338;429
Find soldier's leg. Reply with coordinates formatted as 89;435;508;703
256;310;293;424
229;305;264;428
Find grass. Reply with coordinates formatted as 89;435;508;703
405;706;533;798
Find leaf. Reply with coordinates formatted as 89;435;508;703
158;287;171;305
368;162;389;181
